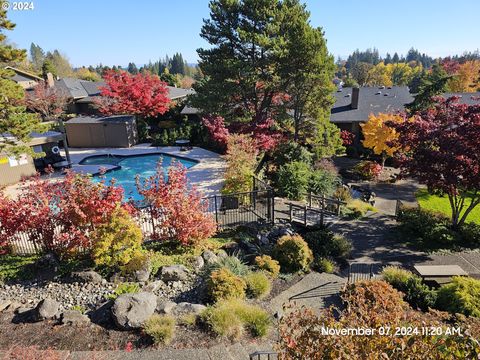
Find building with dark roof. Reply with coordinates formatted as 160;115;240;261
4;66;43;90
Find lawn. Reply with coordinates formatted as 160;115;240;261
416;189;480;225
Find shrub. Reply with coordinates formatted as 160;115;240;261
381;267;437;311
459;222;480;247
353;160;382;180
313;158;339;175
245;271;271;299
273;234;313;273
201;299;271;339
137;162;217;246
277;161;311;200
91;207;144;269
121;252;151;275
312;258;335;273
254;255;280;278
309;168;341;196
304;229;352;260
437;276;480;317
273;142;313;167
333;186;352;203
144;314;176;345
222;134;258;194
345;199;376;218
205;255;250;277
208;268;246;302
107;282;140;300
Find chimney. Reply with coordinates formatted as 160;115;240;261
46;72;55;88
351;87;359;109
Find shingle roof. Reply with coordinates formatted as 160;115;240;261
55;78;104;99
5;66;43;81
443;93;480;105
331;86;414;123
167;86;195;100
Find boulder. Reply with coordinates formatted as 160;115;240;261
160;265;189;282
112;292;156;330
156;300;177;314
61;310;90;326
0;300;12;312
192;256;205;271
35;298;60;321
73;270;104;284
142;280;165;293
202;250;218;264
172;302;207;316
217;250;228;258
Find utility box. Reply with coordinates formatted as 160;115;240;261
65;115;138;148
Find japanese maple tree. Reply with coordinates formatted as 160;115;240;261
24;81;71;119
97;70;171;118
391;97;480;228
0;171;134;256
137;162;216;246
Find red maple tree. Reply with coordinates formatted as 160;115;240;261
390;96;480;228
97;70;171;118
136;162;216;245
24;82;71;119
0;172;134;255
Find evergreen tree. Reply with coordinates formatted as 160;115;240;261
29;42;45;71
45;50;72;77
170;53;185;75
42;59;57;78
392;52;400;63
127;62;138;74
407;64;451;113
0;5;43;156
159;68;176;86
384;53;392;65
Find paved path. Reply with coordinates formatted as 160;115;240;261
269;272;345;315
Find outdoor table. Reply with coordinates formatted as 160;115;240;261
413;265;467;285
175;139;191;151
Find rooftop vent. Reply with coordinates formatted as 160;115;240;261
345;94;351;97
387;86;392;89
376;91;382;95
379;85;385;89
384;93;389;96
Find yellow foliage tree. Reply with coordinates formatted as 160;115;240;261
361;112;404;167
447;60;480;92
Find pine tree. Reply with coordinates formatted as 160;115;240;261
127;62;138;74
29;43;45;71
170;53;185;75
42;59;57;78
0;5;43;156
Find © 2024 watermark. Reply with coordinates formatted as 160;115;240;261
320;326;462;336
2;1;35;11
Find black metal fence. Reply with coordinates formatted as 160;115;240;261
5;177;275;255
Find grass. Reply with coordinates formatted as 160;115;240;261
0;254;39;283
144;315;176;345
416;189;480;225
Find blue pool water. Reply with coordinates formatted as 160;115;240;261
80;153;197;202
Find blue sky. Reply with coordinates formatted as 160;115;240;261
6;0;480;67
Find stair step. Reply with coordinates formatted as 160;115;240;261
207;344;236;360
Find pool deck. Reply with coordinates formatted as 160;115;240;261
3;145;226;198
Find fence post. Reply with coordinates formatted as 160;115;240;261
271;189;275;224
308;191;312;208
150;206;156;239
214;195;219;225
289;203;293;223
320;194;325;226
304;205;307;226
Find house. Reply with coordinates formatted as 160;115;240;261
55;78;194;115
5;66;43;90
332;86;480;146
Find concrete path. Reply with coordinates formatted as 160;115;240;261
269;272;345;315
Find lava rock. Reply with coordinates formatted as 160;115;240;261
172;302;207;316
61;310;90;326
73;270;104;284
112;292;156;330
35;298;60;321
160;265;189;282
156;300;177;314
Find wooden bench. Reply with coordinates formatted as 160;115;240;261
413;265;467;285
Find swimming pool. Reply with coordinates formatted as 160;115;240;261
79;153;198;202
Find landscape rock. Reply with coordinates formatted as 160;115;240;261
35;298;60;321
156;299;177;314
61;310;90;326
112;292;156;330
172;302;207;316
216;250;228;258
202;250;218;264
0;300;12;312
73;270;104;284
160;265;189;282
142;280;165;293
192;256;205;271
